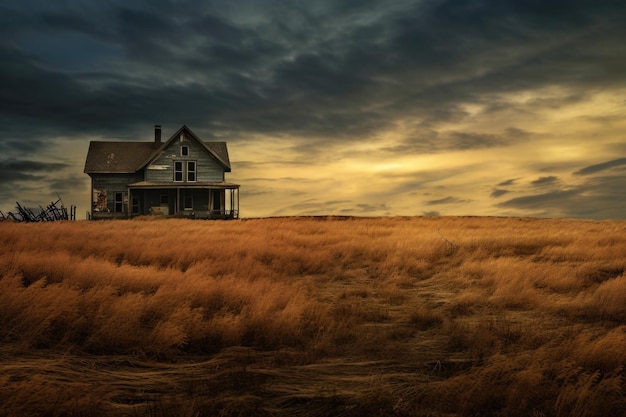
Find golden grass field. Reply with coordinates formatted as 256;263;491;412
0;216;625;417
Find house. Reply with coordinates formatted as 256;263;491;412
84;125;239;219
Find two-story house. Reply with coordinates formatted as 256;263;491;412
84;125;239;219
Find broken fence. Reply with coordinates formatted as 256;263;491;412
0;197;76;222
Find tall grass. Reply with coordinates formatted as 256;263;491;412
0;216;625;416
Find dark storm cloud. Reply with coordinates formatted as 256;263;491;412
1;4;276;142
48;176;90;195
574;157;626;176
0;159;72;208
2;0;625;148
495;154;626;219
498;189;579;210
0;45;87;140
497;173;626;219
0;138;48;153
0;159;68;182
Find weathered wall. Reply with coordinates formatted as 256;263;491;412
145;135;225;182
91;173;143;213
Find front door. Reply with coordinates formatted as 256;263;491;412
184;190;193;211
212;189;221;212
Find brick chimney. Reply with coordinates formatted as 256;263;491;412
154;125;162;143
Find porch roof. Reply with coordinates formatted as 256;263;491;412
128;181;239;189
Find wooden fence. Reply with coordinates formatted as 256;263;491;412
0;196;76;222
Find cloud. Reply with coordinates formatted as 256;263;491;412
497;178;519;187
490;189;510;198
340;203;391;215
3;0;624;147
574;157;626;176
497;172;626;219
0;159;76;212
498;189;578;208
0;138;49;153
383;128;520;155
272;197;391;216
271;198;345;215
48;176;90;195
531;176;559;187
0;159;69;182
425;196;470;205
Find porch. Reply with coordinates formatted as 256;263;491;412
91;181;239;220
129;181;240;219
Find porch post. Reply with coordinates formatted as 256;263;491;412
208;188;213;218
128;188;132;218
220;189;224;217
228;189;232;217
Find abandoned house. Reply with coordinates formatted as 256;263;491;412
84;125;239;219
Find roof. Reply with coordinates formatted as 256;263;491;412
84;142;159;174
84;125;232;174
203;142;230;171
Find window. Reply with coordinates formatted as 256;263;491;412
114;192;124;213
187;161;196;182
160;192;169;205
132;196;139;214
174;161;183;181
174;160;197;182
181;146;189;157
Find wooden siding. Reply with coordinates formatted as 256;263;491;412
91;173;143;214
145;135;225;183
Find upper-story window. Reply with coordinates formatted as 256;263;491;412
187;161;196;182
174;161;184;181
174;160;196;182
181;146;189;157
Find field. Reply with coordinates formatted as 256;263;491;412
1;216;625;417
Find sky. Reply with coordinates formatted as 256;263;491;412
1;0;626;220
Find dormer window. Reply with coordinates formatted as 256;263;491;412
181;146;189;157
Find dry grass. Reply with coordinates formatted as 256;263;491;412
0;216;625;416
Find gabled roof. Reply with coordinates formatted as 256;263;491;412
144;125;231;172
84;125;231;174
